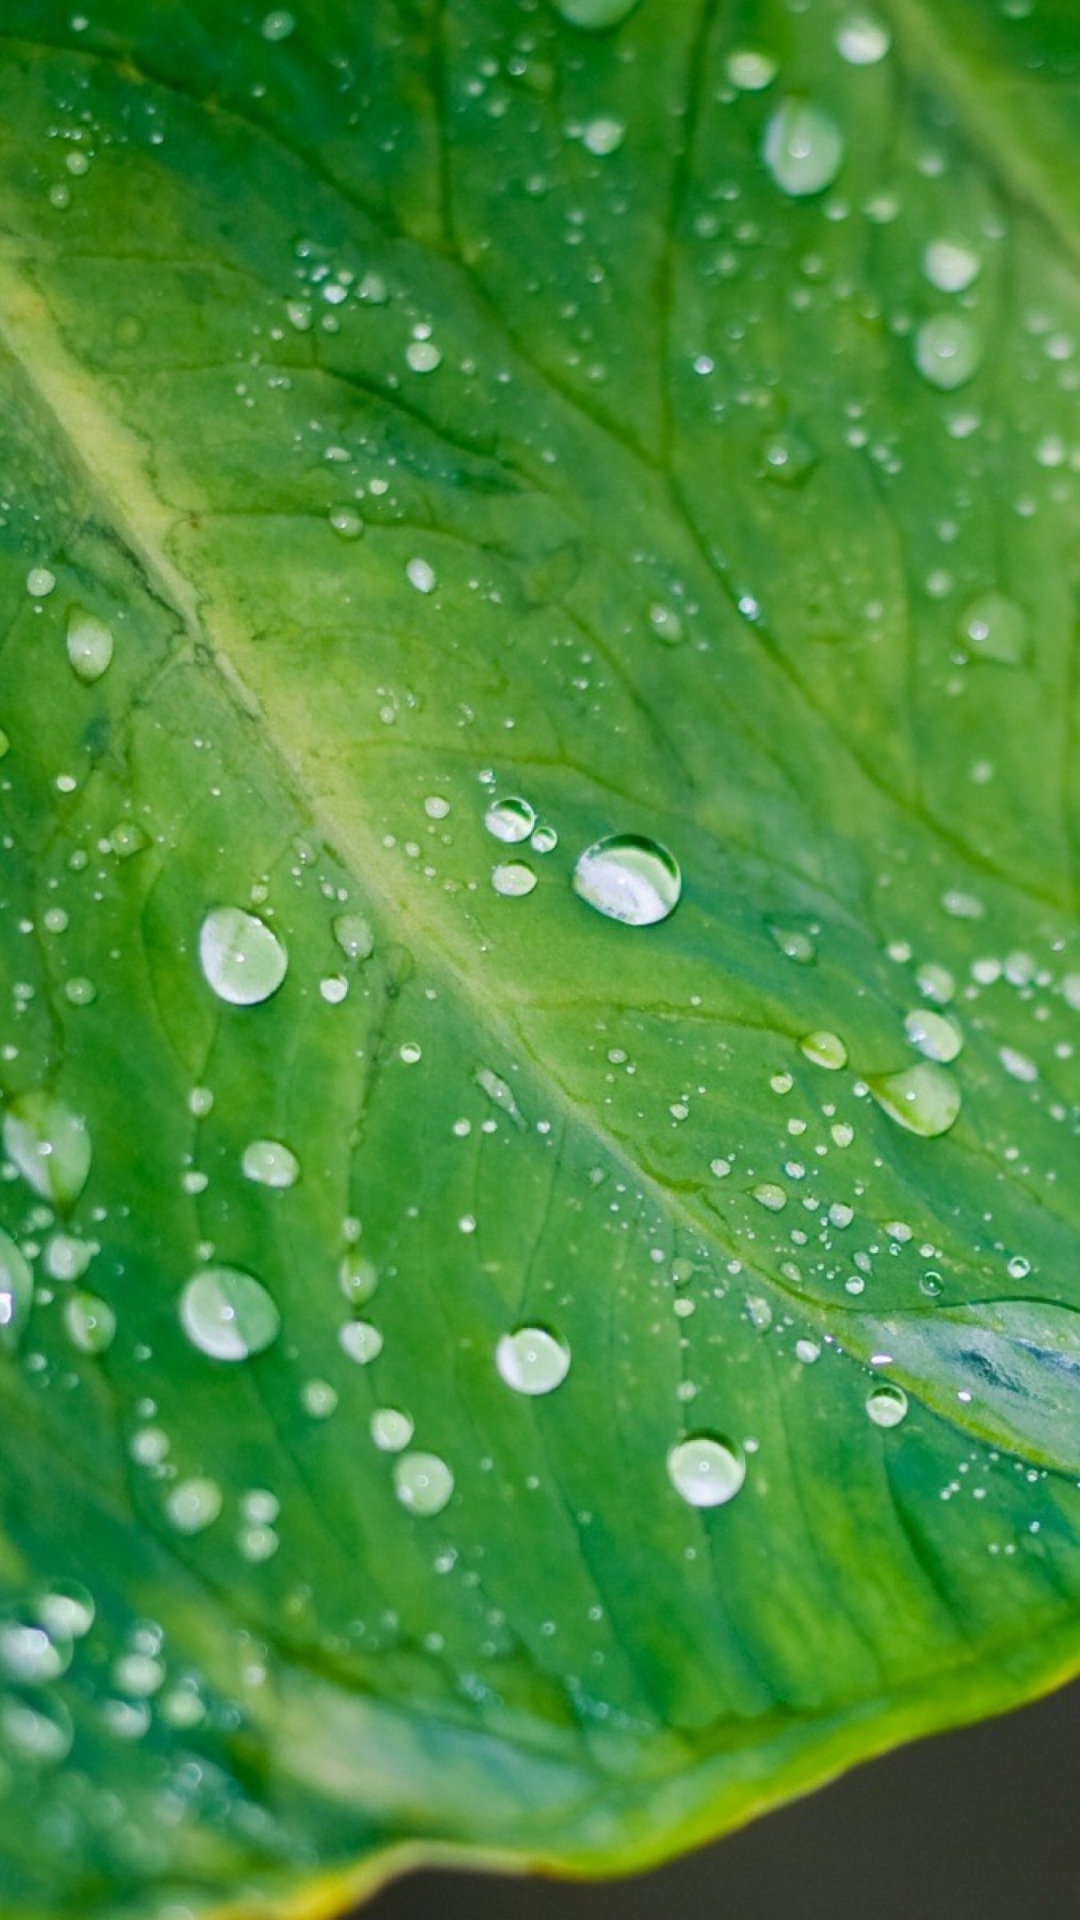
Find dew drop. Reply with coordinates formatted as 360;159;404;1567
725;48;778;91
581;115;625;157
496;1326;571;1396
492;861;537;898
406;557;437;594
957;592;1028;665
484;796;536;844
924;239;981;293
34;1583;94;1642
261;10;295;40
648;603;683;644
916;963;955;1005
0;1621;69;1687
393;1450;454;1516
65;608;114;683
553;0;641;28
768;920;816;963
532;823;559;854
573;833;681;927
835;11;890;63
371;1407;414;1452
667;1434;746;1508
339;1250;379;1305
63;1292;115;1355
301;1378;338;1419
920;1270;944;1298
914;315;982;391
180;1267;281;1361
1;1694;72;1765
166;1478;223;1535
333;912;375;962
866;1383;908;1428
406;340;442;373
339;1320;384;1365
199;908;287;1007
799;1030;847;1070
0;1229;33;1350
3;1092;91;1207
904;1009;962;1063
329;508;364;540
752;1183;787;1213
26;568;55;599
241;1140;300;1188
763;101;845;198
869;1062;961;1137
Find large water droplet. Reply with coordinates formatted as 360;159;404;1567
667;1434;746;1508
0;1229;33;1350
799;1030;847;1070
484;796;536;844
496;1326;571;1396
65;607;114;684
573;834;681;927
763;101;845;198
914;315;981;390
393;1451;454;1516
199;908;287;1007
3;1092;91;1207
866;1383;908;1428
241;1140;300;1188
869;1062;960;1137
957;592;1027;665
180;1267;281;1361
904;1009;962;1063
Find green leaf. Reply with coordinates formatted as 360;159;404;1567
2;2;1080;1914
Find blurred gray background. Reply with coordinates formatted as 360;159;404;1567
364;1676;1080;1919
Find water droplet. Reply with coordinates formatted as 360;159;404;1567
581;115;625;156
799;1030;847;1070
0;1620;68;1686
666;1434;746;1508
923;239;981;293
371;1407;414;1452
532;823;559;854
496;1326;571;1396
339;1320;383;1364
301;1378;338;1419
64;977;96;1008
65;607;114;683
553;0;640;28
109;821;150;858
957;592;1027;665
1;1693;72;1765
180;1267;281;1361
393;1450;454;1516
795;1338;820;1364
339;1251;379;1304
866;1383;908;1428
904;1009;962;1063
835;11;891;63
261;10;295;40
573;834;680;927
0;1229;33;1350
759;429;816;486
869;1062;961;1137
768;920;816;963
725;48;778;91
920;1269;944;1298
648;602;684;645
33;1583;94;1641
1007;1254;1031;1281
916;963;955;1005
26;568;55;599
241;1140;300;1188
914;315;982;391
752;1183;787;1213
406;340;442;373
3;1092;90;1206
199;908;287;1007
492;861;537;898
406;557;436;594
329;508;364;540
63;1292;115;1355
333;912;374;962
484;796;536;843
763;101;845;198
166;1478;223;1535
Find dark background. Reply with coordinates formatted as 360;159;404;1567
365;1677;1080;1919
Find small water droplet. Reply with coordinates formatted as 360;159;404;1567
923;238;981;293
241;1140;300;1188
484;796;536;843
339;1320;383;1364
759;429;817;486
3;1092;90;1207
573;834;681;927
492;860;537;898
581;115;625;157
393;1450;454;1516
795;1338;820;1364
329;508;364;540
752;1182;787;1213
34;1583;93;1642
768;920;816;963
904;1009;962;1062
914;315;982;391
957;592;1027;665
261;9;295;40
916;963;955;1005
180;1267;280;1361
799;1030;847;1070
763;100;845;198
531;823;559;854
920;1269;944;1298
406;340;442;373
0;1229;33;1350
869;1062;961;1137
725;48;778;91
666;1434;746;1508
166;1478;223;1535
63;1292;115;1355
0;1621;68;1687
199;908;287;1007
496;1326;571;1396
371;1407;414;1452
866;1383;908;1428
26;568;56;599
65;607;114;683
835;11;890;63
332;911;374;962
406;557;437;594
